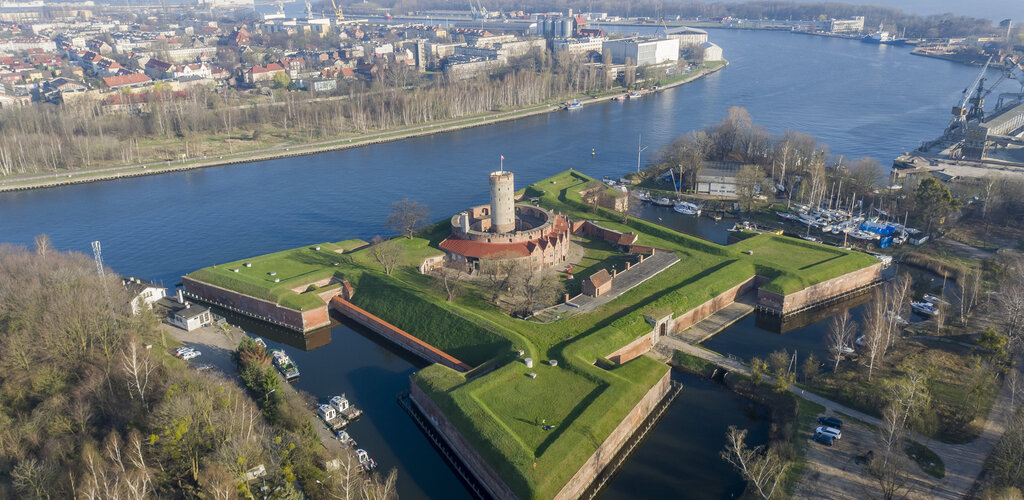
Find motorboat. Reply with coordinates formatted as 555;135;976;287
911;302;938;316
673;201;701;215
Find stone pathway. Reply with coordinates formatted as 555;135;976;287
653;335;1022;500
674;292;756;344
557;250;680;313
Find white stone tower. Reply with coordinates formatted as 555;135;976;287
489;170;515;234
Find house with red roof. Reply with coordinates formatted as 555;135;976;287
102;73;152;89
245;62;284;85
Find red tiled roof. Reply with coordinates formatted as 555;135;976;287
616;232;638;246
248;63;284;74
103;73;151;88
439;238;531;259
586;269;612;287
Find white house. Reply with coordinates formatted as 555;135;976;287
123;277;166;315
156;291;212;331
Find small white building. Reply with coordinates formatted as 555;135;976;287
700;42;723;62
156;291;212;331
123;277;166;315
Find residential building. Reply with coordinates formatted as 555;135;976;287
144;57;173;79
102;72;151;89
552;37;606;55
156;293;212;331
123;276;166;315
245;62;284;84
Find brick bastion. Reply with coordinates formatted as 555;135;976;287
182;276;332;332
757;261;884;316
409;369;673;500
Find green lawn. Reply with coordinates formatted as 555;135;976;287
186;239;369;310
187;169;879;499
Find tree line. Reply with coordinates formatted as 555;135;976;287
0;49;608;177
0;243;394;499
374;0;1004;38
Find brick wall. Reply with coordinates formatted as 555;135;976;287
330;297;472;372
757;262;882;314
553;369;672;499
607;333;654;364
409;382;518;500
672;276;757;332
183;276;330;332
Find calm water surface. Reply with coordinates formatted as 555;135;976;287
0;30;996;498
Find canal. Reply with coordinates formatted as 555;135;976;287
0;29;1000;499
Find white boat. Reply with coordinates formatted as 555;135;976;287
777;212;801;222
849;229;879;241
801;236;822;243
872;254;893;267
650;197;673;207
923;294;949;306
628;91;642;98
886;311;909;326
634;190;652;202
821;224;833;233
911;302;938;316
840;345;856;354
673;201;701;215
565;101;582;110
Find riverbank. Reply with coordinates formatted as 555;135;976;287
0;61;727;193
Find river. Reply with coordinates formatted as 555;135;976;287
0;29;998;498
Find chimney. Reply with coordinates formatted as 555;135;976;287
626;262;631;270
612;269;617;277
177;289;184;303
564;293;570;303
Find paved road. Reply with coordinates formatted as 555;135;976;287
561;250;680;312
656;336;1020;500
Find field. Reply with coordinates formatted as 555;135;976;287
186;170;879;499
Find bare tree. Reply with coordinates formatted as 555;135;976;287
826;309;856;372
370;236;402;276
432;266;464;302
33;234;52;259
121;340;155;404
508;269;563;317
868;409;912;500
863;291;888;381
958;269;982;326
721;426;788;500
885;274;912;349
386;199;429;239
736;164;766;213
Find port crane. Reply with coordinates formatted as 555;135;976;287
329;0;344;21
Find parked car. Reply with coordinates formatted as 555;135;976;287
816;426;842;440
818;416;843;429
812;432;835;446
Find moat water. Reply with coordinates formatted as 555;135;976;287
0;29;999;498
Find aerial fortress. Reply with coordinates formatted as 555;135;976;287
183;168;880;499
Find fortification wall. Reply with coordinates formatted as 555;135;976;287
182;276;329;332
757;262;883;315
672;276;758;332
330;297;472;372
409;382;518;500
552;369;672;499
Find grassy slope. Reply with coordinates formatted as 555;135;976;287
187;169;878;499
410;171;876;498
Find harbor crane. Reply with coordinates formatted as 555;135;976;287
330;0;344;21
949;56;992;133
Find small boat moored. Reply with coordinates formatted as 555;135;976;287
911;301;938;316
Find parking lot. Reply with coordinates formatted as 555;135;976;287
794;413;942;500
